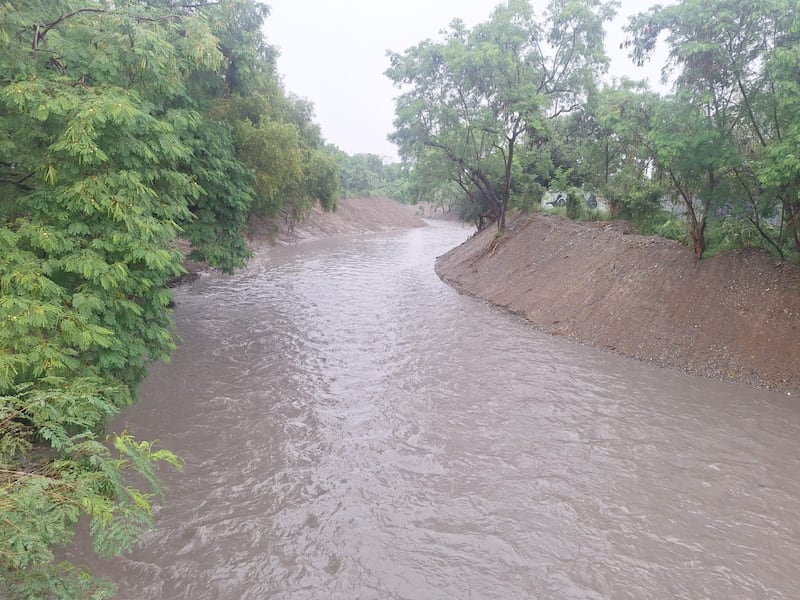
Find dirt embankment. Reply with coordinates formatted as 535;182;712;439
251;196;427;245
435;212;800;392
176;197;425;284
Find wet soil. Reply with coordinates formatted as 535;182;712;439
435;213;800;392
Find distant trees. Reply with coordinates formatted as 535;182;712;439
334;151;407;200
0;0;340;596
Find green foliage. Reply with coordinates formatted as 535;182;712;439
207;0;276;96
238;119;305;217
613;175;668;226
0;415;182;599
654;218;689;243
336;152;402;200
384;0;800;261
180;117;254;272
0;0;338;595
623;0;800;260
387;0;616;229
2;562;117;600
565;191;582;220
306;149;340;211
508;185;545;214
703;217;786;258
209;84;341;226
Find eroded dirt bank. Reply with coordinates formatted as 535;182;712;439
435;212;800;392
255;196;427;244
177;197;425;282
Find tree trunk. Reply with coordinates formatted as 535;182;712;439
784;195;800;255
690;214;706;258
668;169;706;258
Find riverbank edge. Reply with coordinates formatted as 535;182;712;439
435;212;800;393
247;196;428;246
173;197;427;284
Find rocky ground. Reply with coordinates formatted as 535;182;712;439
435;212;800;393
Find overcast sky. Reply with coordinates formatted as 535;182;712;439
263;0;668;160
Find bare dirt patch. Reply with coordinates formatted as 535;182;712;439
435;212;800;392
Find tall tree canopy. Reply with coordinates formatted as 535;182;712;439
387;0;800;263
0;0;339;596
625;0;800;257
386;0;616;230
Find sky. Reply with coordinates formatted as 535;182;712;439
263;0;668;160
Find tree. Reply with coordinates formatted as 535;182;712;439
305;149;340;212
180;117;255;271
648;97;738;257
0;1;287;595
335;152;400;199
625;0;800;258
561;80;663;220
387;0;615;230
754;8;800;257
206;76;341;229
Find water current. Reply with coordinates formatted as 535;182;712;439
74;220;800;599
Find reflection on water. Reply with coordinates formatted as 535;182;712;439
72;221;800;599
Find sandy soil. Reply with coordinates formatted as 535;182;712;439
435;212;800;393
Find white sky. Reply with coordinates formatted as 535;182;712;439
263;0;667;160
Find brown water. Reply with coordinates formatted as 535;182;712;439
75;221;800;599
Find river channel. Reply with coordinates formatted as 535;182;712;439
77;220;800;599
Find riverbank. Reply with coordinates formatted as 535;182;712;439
249;196;427;244
175;197;425;284
435;212;800;392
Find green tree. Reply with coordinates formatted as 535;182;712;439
180;116;254;272
336;152;403;199
387;0;615;230
208;80;340;228
625;0;800;258
647;97;737;257
207;0;276;96
305;149;340;212
559;80;665;222
0;1;256;595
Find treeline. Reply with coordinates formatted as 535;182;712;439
387;0;800;262
0;0;339;596
334;151;460;216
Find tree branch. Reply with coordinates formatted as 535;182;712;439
39;8;107;39
0;172;36;191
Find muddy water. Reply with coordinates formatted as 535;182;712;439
80;221;800;599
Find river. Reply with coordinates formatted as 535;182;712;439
76;220;800;599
